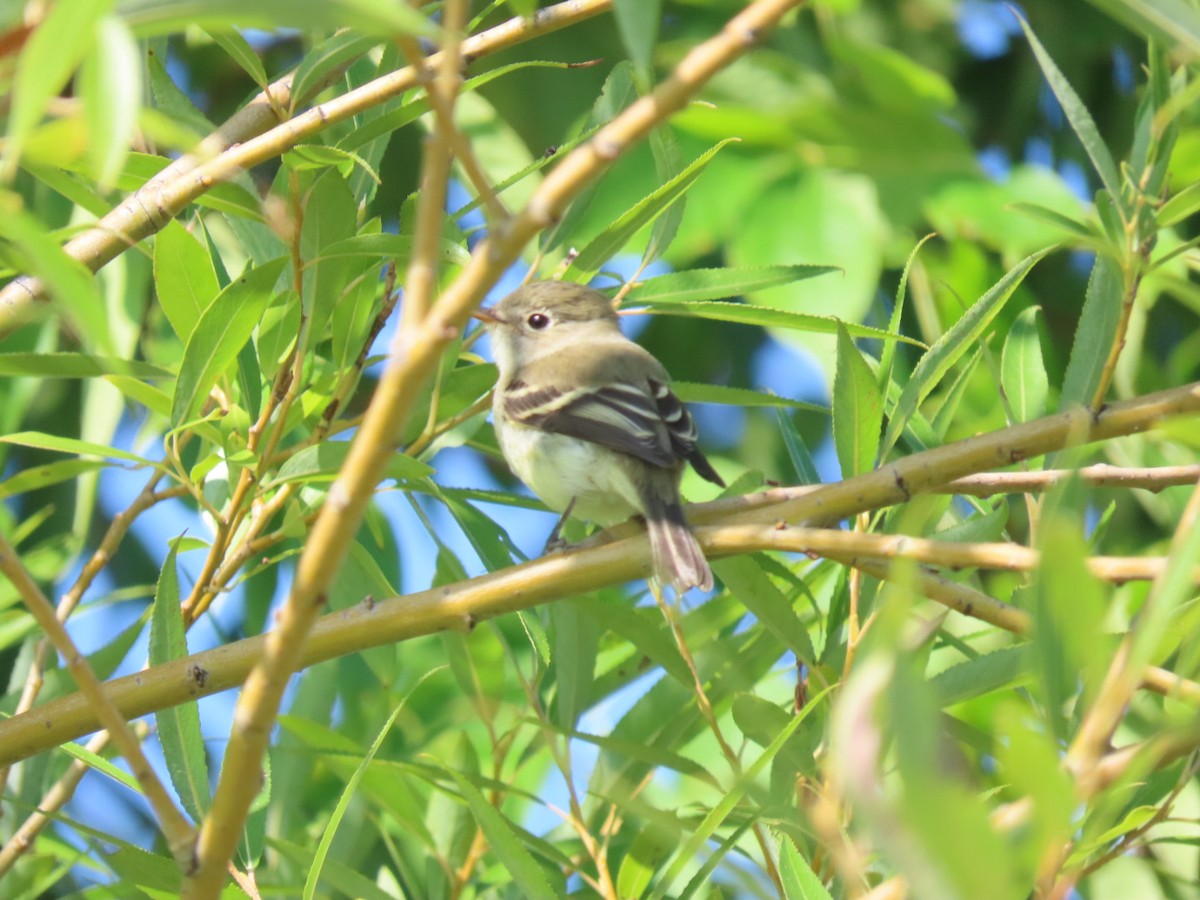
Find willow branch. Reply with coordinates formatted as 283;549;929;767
1;380;1198;768
937;463;1200;495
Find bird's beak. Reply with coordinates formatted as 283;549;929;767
470;306;501;325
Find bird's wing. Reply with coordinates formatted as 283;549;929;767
502;378;676;469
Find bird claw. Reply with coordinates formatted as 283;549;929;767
543;534;571;554
542;496;578;554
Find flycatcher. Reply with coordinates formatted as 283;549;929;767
475;280;725;593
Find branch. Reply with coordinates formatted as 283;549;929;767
937;463;1200;495
0;532;195;868
3;379;1199;766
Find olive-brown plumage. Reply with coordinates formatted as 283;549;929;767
478;280;724;593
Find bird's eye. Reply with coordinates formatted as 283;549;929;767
527;312;550;330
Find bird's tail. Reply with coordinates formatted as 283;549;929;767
644;494;713;594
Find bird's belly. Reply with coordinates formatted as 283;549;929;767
498;424;640;526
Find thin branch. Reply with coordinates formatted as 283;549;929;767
0;479;184;798
937;464;1200;495
652;583;784;893
1065;474;1200;793
0;532;195;868
0;730;113;877
3;378;1199;765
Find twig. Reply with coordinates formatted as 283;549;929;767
0;730;113;877
0;479;185;799
937;464;1200;495
0;531;195;869
652;583;784;894
3;378;1199;765
1065;474;1200;792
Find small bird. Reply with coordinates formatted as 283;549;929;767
475;280;725;593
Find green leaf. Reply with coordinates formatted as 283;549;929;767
442;770;561;900
207;29;268;87
1059;253;1122;410
1033;513;1109;741
150;540;209;823
540;62;637;256
617;825;673;900
713;556;817;665
318;232;470;267
0;207;112;354
1010;201;1102;244
171;257;287;426
566;139;738;280
833;323;883;477
290;31;379;112
731;169;888;377
672;380;825;413
154;219;221;343
643;125;685;266
930;646;1031;707
1001;306;1049;422
780;838;835;900
0;459;107;501
1158;181;1200;229
777;408;821;486
3;0;109;177
634;299;924;345
1017;18;1124;208
0;431;155;468
612;0;661;74
266;441;433;488
551;600;599;731
651;686;832;898
145;44;213;140
994;702;1074;880
0;353;171;380
879;235;934;412
117;0;436;37
883;247;1050;454
303;669;445;900
618;265;839;305
78;16;141;189
1083;0;1200;71
300;172;358;346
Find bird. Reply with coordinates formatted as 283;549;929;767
474;279;725;593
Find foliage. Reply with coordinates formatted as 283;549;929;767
0;0;1197;898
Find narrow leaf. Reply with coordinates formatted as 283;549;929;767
150;540;209;822
1060;253;1122;410
567;140;738;279
883;247;1050;453
442;770;561;900
303;669;445;900
0;353;171;379
171;257;287;426
1001;306;1049;422
780;839;835;900
0;431;154;467
833;323;883;477
618;265;839;305
1018;18;1124;206
634;299;924;345
154;219;221;343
